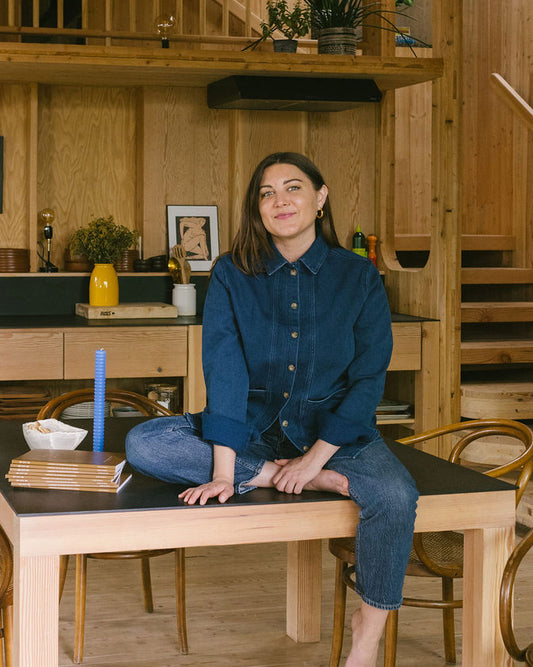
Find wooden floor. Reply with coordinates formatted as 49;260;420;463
57;527;533;666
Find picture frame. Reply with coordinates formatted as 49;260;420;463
167;205;219;271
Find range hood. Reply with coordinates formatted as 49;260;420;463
207;76;382;111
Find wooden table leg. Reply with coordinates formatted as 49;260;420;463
13;553;59;667
462;526;514;666
286;539;322;642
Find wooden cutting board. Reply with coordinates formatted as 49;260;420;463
75;302;178;320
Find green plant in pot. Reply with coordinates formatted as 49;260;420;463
304;0;422;55
70;215;137;307
245;0;311;52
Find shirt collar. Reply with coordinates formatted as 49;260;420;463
264;234;330;276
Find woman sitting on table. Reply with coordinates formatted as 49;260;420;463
126;152;419;667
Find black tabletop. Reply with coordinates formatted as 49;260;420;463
0;418;514;517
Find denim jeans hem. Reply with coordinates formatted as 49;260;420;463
235;460;265;494
354;585;402;611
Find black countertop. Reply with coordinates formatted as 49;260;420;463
0;312;431;329
0;314;202;328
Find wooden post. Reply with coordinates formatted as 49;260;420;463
380;0;463;429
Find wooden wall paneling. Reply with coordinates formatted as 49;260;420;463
382;0;462;430
503;1;533;268
394;48;432;237
37;85;137;269
228;109;307;244
462;1;514;236
0;84;32;252
139;86;230;258
27;83;38;271
527;73;533;269
306;108;376;250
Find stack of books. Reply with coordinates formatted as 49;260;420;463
6;449;132;493
376;398;412;421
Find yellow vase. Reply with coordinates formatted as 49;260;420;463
89;263;119;306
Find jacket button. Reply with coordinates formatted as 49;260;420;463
283;391;290;399
288;364;295;372
282;420;289;427
302;446;309;452
290;268;297;276
290;302;298;309
291;331;298;338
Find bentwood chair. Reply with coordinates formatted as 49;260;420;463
37;389;188;664
0;528;13;667
328;419;533;667
500;526;533;665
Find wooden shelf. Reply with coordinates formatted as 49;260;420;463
395;234;516;252
376;417;415;426
0;43;443;91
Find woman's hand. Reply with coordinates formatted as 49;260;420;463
272;439;341;494
178;478;234;505
272;456;324;495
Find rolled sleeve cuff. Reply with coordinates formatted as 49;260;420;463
201;411;254;454
317;411;375;447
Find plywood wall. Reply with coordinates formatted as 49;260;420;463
394;48;432;237
0;82;379;267
37;85;137;265
0;84;32;249
461;0;533;263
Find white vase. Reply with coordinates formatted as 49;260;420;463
172;284;196;316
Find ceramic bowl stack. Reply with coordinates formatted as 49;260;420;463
0;248;30;272
61;401;111;420
114;249;139;272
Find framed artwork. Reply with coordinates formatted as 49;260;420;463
167;205;219;271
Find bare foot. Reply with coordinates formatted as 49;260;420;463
344;606;387;667
303;469;349;496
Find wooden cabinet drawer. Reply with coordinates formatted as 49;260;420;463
389;323;422;371
0;331;63;380
63;328;188;379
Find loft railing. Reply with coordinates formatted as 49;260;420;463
0;0;266;48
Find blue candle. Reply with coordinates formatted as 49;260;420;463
93;348;106;451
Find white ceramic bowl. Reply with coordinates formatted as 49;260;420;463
22;419;88;450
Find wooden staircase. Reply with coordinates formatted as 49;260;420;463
459;235;533;425
460;262;533;367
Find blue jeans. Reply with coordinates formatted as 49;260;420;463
125;414;418;610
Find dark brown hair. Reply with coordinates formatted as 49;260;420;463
231;152;340;275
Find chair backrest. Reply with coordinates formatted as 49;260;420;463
37;388;175;420
500;527;533;665
0;528;13;605
399;419;533;506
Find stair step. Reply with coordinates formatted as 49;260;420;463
461;382;533;419
395;234;515;252
462;268;533;285
461;340;533;364
461;301;533;322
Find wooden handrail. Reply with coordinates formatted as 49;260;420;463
0;25;268;46
490;72;533;132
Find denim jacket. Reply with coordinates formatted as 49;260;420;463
199;234;393;454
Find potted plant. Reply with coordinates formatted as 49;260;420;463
245;0;311;52
70;215;137;307
304;0;423;55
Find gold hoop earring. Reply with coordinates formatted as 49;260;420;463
316;209;324;219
